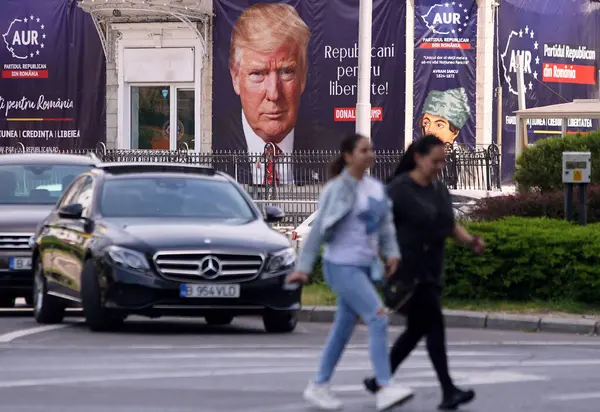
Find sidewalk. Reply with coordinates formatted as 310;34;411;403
298;306;600;336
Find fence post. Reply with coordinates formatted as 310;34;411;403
485;146;492;191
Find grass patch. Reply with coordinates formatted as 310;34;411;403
301;283;600;316
301;283;337;306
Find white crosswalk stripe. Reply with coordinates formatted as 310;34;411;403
0;347;552;391
332;371;548;393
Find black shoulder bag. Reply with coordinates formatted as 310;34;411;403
381;260;419;316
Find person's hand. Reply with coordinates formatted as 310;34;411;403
285;271;309;285
385;257;399;279
471;235;485;255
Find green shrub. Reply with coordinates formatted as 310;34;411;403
468;185;600;223
444;217;600;304
514;130;600;193
309;217;600;304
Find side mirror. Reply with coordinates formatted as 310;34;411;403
58;203;84;219
264;205;285;223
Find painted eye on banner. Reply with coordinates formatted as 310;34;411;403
2;15;47;60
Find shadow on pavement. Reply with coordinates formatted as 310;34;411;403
67;317;268;335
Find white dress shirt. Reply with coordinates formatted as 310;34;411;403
242;110;295;185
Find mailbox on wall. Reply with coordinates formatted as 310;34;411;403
562;152;591;184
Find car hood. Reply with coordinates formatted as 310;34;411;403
102;218;291;253
0;204;53;232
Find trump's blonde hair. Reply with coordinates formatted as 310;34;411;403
229;3;311;72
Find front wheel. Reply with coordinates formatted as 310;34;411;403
263;310;298;333
33;259;66;324
81;259;126;332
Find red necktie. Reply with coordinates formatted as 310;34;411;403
264;143;282;185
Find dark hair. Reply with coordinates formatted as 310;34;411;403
328;133;366;178
387;134;444;183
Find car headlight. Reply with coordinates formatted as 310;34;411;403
105;246;150;271
262;247;296;278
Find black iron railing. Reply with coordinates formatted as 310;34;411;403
1;142;501;226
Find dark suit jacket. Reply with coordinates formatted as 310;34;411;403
212;110;344;186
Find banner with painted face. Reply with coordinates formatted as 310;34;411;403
0;0;106;152
412;0;478;148
211;0;407;159
494;0;600;182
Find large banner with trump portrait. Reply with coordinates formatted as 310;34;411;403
412;0;478;148
211;0;407;160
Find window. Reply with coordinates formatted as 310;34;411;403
71;176;94;216
0;164;93;205
57;175;86;208
99;176;256;220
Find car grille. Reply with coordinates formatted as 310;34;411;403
0;233;33;250
153;251;265;283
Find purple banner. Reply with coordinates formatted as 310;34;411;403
0;0;106;152
211;0;407;154
412;0;478;148
495;0;600;182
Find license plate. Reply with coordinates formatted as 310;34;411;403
180;284;240;298
9;257;32;271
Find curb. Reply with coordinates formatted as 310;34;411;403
298;306;600;336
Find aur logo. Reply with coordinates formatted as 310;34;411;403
500;25;541;96
2;15;46;60
1;15;48;79
421;2;472;35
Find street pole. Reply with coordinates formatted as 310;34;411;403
355;0;372;141
515;54;527;159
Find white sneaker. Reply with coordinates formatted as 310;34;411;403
303;381;343;410
376;383;414;411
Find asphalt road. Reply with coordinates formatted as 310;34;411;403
1;301;600;411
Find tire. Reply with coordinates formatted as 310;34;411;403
80;259;125;332
33;259;66;324
0;295;15;308
262;310;298;333
205;314;234;326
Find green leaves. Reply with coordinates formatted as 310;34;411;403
309;217;600;305
444;217;600;304
515;130;600;192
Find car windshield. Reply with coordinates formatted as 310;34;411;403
0;164;93;205
99;176;257;220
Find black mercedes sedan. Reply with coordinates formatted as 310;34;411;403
30;163;301;332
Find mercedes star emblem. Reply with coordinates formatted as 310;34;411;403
199;255;221;279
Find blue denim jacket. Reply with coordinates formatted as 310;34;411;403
295;168;400;274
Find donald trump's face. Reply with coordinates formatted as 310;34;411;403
230;41;306;144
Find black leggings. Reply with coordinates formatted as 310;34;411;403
389;283;456;396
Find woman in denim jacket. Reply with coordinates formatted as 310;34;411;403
286;133;414;411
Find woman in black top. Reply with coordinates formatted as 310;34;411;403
363;135;485;410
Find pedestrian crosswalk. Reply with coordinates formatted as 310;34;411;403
332;370;548;393
1;337;598;412
0;346;552;392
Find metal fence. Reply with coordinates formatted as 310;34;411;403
2;142;501;226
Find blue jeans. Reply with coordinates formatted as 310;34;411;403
314;260;392;386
